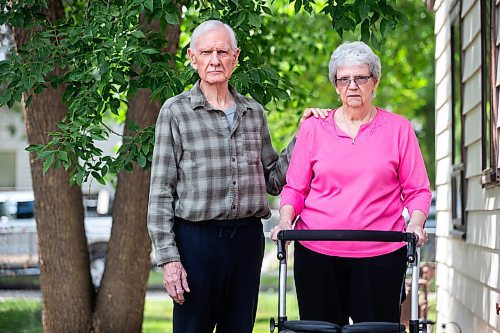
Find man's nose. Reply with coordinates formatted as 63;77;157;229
209;51;221;64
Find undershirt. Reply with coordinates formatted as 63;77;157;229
223;106;236;130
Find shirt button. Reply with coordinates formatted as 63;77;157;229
232;205;236;209
233;181;236;185
232;157;236;162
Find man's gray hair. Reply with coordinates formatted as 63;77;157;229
190;20;238;50
328;41;381;84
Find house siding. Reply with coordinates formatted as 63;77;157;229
434;0;500;332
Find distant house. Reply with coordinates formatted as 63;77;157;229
433;0;500;332
0;106;120;194
0;107;32;189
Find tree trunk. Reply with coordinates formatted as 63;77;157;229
14;0;94;331
91;22;181;332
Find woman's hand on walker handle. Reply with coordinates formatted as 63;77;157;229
271;204;297;245
407;210;428;247
270;219;294;242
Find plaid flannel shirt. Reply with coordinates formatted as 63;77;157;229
147;81;295;265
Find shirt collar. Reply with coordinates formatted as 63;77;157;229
190;80;253;113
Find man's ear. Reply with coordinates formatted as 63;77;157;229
187;48;197;70
232;48;240;65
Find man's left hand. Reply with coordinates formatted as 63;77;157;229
299;108;331;127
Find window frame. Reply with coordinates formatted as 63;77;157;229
480;0;500;186
450;1;466;235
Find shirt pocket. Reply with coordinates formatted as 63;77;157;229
243;132;261;165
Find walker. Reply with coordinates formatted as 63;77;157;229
269;230;428;333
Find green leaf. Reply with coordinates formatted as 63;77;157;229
142;48;160;55
294;0;303;14
58;150;69;162
26;145;41;153
124;162;134;172
96;176;106;185
131;30;145;38
358;0;370;21
145;0;153;11
234;11;246;28
42;154;55;174
164;11;179;25
25;94;33;107
248;13;261;28
137;153;147;168
262;6;272;15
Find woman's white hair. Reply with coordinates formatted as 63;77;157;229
328;41;381;84
190;20;238;50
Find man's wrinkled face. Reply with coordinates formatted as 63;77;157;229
187;27;240;85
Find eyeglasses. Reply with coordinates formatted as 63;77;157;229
335;75;372;87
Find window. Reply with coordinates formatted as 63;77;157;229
0;151;15;188
450;2;466;233
480;0;500;186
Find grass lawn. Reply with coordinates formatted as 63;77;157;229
0;265;436;333
142;292;299;333
0;299;43;333
0;291;436;333
0;291;297;333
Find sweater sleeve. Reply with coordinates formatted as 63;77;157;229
398;121;432;217
279;118;314;214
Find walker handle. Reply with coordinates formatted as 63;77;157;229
276;230;418;263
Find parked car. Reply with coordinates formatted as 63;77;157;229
0;190;113;286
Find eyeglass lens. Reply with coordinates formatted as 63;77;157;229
336;76;371;86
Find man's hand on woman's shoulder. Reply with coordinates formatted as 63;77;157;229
299;108;332;127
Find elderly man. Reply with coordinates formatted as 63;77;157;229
147;20;324;333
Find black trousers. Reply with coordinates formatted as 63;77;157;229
293;241;407;326
172;217;264;333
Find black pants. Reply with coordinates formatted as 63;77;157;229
172;218;264;333
294;241;407;326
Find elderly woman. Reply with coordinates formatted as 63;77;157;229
270;41;432;326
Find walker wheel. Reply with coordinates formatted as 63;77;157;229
270;317;276;332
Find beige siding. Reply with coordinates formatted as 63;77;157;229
462;70;482;113
467;211;500;249
461;1;481;49
435;14;451;60
436;100;451;135
463;105;481;146
436;156;452;186
465;139;482;177
461;0;476;17
436;269;499;332
434;0;449;36
462;36;481;81
436;71;452;111
436;129;452;160
466;175;500;211
436;45;451;85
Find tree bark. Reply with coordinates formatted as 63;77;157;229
14;0;94;331
91;22;181;332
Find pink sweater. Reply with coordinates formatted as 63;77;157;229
280;108;431;257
